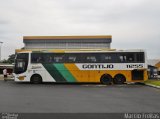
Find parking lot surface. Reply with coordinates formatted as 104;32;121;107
0;80;160;113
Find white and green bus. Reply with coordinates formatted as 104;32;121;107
13;49;148;84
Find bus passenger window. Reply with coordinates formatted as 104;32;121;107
52;54;65;63
48;57;53;62
86;56;97;62
68;56;76;62
136;53;144;63
65;53;81;63
127;54;134;62
37;57;42;62
54;57;63;62
100;54;113;63
44;54;54;63
31;53;44;63
119;55;126;62
119;54;134;62
128;57;133;61
104;56;111;60
119;56;123;62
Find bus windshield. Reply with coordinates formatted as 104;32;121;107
14;53;29;74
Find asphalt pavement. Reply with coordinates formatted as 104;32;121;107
0;80;160;113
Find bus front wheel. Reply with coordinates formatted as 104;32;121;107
100;74;112;85
113;74;126;84
30;74;42;84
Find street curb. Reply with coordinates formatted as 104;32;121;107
7;79;14;81
145;84;160;89
0;78;14;81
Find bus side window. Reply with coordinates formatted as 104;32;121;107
136;53;144;63
100;53;113;63
119;55;126;62
127;54;134;62
83;53;98;63
119;55;124;62
54;56;62;63
53;54;65;63
86;56;97;62
69;56;76;62
43;53;54;63
37;56;42;62
119;53;134;63
31;53;38;63
65;53;78;63
31;53;44;63
48;56;53;62
37;54;44;63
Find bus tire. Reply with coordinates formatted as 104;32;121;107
100;74;112;85
113;74;126;84
30;74;42;84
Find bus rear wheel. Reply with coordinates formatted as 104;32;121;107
113;74;126;84
100;74;112;85
31;74;42;84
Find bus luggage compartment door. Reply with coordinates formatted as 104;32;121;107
132;70;144;80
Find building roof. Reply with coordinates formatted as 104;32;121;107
23;35;112;40
147;59;160;66
155;61;160;68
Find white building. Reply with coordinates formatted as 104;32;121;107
23;35;112;49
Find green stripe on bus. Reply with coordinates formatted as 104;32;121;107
42;63;67;82
54;64;77;82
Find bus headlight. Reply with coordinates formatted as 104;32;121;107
18;76;26;80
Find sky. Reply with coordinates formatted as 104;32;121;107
0;0;160;60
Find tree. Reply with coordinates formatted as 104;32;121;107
7;54;16;64
1;54;15;64
1;59;8;63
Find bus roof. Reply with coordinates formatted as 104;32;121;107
15;49;145;53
